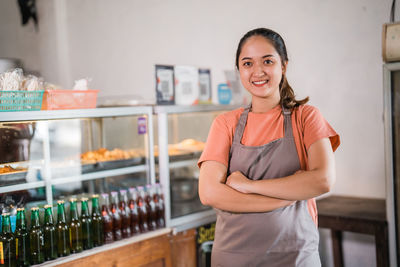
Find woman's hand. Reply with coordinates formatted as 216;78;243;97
226;171;252;193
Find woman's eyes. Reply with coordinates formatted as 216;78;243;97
243;62;252;67
242;59;273;67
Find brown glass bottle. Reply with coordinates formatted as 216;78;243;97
43;205;57;261
1;213;16;267
136;186;149;233
29;207;44;265
69;198;83;253
145;185;157;231
118;190;131;238
110;191;122;241
100;193;113;244
15;208;30;267
56;200;70;257
80;198;93;250
155;183;166;228
128;188;140;235
91;195;103;247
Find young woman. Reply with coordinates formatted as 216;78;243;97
198;28;340;267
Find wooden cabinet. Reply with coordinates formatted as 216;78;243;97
169;229;197;267
56;233;172;267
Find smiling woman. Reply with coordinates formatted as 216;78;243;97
198;28;340;267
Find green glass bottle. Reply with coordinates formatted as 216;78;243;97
91;195;103;247
55;200;70;257
29;207;43;265
69;198;83;253
80;198;93;250
15;208;30;267
43;205;57;261
0;213;16;267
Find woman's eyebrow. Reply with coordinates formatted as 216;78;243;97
241;54;274;61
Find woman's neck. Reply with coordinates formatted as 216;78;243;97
251;96;280;113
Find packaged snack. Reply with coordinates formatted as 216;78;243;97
155;65;175;105
198;69;212;104
0;68;23;91
174;65;199;105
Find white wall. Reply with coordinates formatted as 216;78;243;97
1;0;399;266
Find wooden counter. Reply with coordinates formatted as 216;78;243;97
38;228;173;267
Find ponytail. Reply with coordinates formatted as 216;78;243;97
279;75;309;109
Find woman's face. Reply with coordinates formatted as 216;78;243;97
238;35;285;102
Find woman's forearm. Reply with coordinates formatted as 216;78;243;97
226;138;336;200
243;169;333;200
199;161;293;212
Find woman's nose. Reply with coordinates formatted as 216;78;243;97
253;63;265;76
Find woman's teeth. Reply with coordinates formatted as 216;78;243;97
252;80;267;85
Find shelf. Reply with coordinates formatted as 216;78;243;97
153;104;242;114
36;227;172;267
50;165;148;185
0;106;153;122
0;181;45;193
170;209;216;233
169;159;198;169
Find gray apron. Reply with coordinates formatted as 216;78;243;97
212;106;321;267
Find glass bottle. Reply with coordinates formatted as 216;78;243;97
56;200;70;257
43;205;57;261
15;208;30;267
145;184;157;231
110;191;122;241
128;187;140;235
91;195;103;247
68;198;83;253
118;190;131;238
100;193;113;244
155;183;165;228
80;198;93;250
136;186;149;233
0;213;16;267
29;207;43;265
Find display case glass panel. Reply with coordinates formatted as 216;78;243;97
154;109;228;221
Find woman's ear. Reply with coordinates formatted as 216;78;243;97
282;61;288;74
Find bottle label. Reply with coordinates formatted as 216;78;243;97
0;241;4;264
15;238;18;258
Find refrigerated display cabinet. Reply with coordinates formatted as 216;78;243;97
383;62;400;267
153;105;239;232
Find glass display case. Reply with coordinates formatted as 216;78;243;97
383;62;400;267
0;107;155;213
154;105;239;232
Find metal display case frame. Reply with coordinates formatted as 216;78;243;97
0;106;156;205
383;62;400;267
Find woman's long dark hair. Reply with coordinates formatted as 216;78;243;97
235;28;309;109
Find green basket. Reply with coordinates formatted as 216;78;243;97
0;90;44;112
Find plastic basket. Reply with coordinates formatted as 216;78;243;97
41;89;99;110
0;90;44;112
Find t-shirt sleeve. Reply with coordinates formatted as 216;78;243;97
301;105;340;152
197;114;232;168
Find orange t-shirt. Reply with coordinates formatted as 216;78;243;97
198;104;340;226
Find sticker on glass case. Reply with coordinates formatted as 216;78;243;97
138;117;147;135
